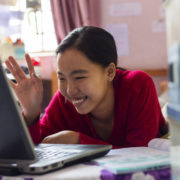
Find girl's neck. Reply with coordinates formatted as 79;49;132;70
89;84;114;123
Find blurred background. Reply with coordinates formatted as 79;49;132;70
0;0;169;111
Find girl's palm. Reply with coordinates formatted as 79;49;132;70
5;54;43;125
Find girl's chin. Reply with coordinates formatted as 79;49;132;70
75;104;92;114
75;108;89;114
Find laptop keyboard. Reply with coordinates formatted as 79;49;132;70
36;149;77;161
34;145;83;162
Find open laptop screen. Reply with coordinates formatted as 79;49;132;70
0;62;36;163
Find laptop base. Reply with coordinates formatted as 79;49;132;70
0;166;21;176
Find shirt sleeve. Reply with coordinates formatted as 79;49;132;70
79;132;109;145
28;91;67;144
124;71;165;147
79;132;120;149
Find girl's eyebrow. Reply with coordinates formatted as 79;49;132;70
71;70;88;75
57;70;88;76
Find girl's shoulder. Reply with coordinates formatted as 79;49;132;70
114;69;154;93
115;69;153;85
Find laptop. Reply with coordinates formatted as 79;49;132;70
0;61;112;175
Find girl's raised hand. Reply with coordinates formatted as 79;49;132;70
5;54;43;125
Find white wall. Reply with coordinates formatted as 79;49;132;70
99;0;168;70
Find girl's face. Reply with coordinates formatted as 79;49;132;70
57;49;115;115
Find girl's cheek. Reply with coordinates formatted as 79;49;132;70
59;84;66;95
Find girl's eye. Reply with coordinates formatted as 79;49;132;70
59;77;65;81
75;77;86;80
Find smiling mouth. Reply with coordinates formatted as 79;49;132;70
72;96;87;106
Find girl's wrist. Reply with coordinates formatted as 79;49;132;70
22;111;40;126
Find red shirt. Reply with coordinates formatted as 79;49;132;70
29;69;165;148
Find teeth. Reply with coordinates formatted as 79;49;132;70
72;98;84;104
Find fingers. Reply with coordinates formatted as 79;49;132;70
7;78;17;89
41;137;49;144
5;56;27;83
25;53;35;78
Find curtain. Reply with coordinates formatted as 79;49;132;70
50;0;99;44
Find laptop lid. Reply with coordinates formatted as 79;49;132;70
0;61;37;165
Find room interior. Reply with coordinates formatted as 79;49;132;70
1;0;180;179
0;0;170;144
0;1;168;108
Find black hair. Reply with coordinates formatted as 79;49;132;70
56;26;117;67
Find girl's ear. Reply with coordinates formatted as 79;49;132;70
106;63;116;82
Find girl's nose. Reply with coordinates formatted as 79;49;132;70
66;81;78;97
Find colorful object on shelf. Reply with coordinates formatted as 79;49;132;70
13;38;25;60
14;45;25;60
31;57;41;76
0;37;25;61
31;57;40;66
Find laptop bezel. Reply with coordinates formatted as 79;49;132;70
0;61;37;165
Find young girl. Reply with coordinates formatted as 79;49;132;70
5;26;167;149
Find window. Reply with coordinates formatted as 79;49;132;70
19;0;57;53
